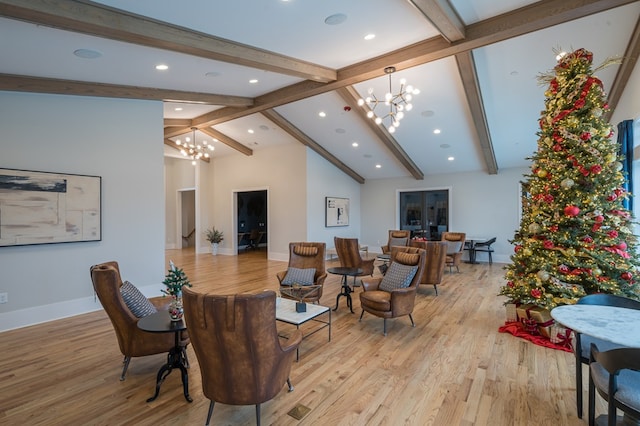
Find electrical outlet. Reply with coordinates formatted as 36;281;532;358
0;292;7;304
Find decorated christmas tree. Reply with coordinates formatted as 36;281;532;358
500;48;640;310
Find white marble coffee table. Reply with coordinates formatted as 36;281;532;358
550;304;640;347
275;297;331;361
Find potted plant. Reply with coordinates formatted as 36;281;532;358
205;227;224;255
162;261;192;321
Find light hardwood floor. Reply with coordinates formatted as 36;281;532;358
0;248;604;425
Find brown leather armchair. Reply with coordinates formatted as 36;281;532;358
334;237;375;285
276;242;327;303
90;261;189;380
359;246;426;335
409;240;447;295
182;288;302;426
441;232;466;273
381;229;411;254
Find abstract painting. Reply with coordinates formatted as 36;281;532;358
0;168;101;247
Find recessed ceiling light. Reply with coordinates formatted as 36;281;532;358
249;79;258;84
364;154;372;158
375;164;382;168
352;142;358;147
440;143;450;149
259;125;269;131
319;111;326;118
335;128;346;134
448;156;455;161
155;64;168;71
174;107;183;111
325;13;347;25
364;34;375;41
510;71;519;76
248;129;254;134
73;48;101;59
421;110;435;117
205;71;221;77
433;129;441;134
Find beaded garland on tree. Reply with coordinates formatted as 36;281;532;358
500;48;640;310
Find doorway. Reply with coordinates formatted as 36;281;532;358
236;190;268;253
177;189;196;248
398;188;450;240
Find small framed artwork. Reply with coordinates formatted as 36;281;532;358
0;168;102;247
325;197;349;227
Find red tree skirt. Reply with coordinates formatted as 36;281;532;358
498;321;573;353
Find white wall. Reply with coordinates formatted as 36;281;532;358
306;149;362;246
209;143;307;260
0;91;165;331
164;156;196;249
361;167;528;263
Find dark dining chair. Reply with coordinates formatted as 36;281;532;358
588;344;640;426
473;237;496;265
573;294;640;418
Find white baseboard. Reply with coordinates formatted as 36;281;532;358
0;284;162;333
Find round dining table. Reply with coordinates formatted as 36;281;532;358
550;304;640;348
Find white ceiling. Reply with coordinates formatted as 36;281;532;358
1;0;638;181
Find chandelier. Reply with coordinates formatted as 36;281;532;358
176;127;214;165
357;66;419;134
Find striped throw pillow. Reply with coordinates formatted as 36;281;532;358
120;281;157;318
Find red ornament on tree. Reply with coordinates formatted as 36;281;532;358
563;205;580;216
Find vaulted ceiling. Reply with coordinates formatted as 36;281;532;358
1;0;639;183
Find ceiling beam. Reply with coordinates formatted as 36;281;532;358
408;0;466;42
0;0;336;83
164;119;192;127
0;74;254;106
604;15;640;122
455;51;498;175
190;0;635;128
336;86;424;180
261;110;365;184
199;127;253;156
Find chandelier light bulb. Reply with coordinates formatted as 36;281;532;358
185;136;191;143
360;66;418;134
191;160;197;166
180;149;187;156
368;87;374;95
176;140;182;146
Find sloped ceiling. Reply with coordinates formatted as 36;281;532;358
0;0;639;182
